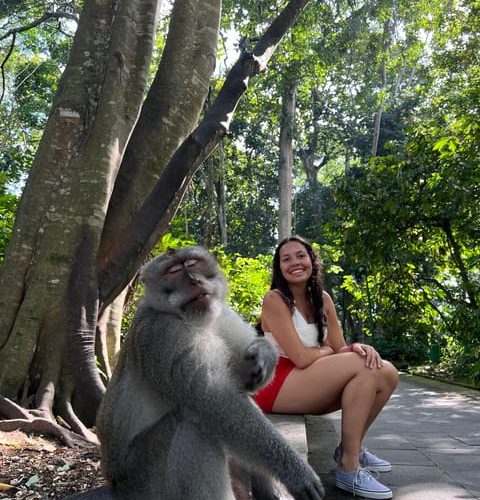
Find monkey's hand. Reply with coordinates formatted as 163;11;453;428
284;463;325;500
242;338;278;393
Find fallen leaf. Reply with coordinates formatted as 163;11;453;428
25;474;39;487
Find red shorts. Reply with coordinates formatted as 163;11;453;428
254;356;296;413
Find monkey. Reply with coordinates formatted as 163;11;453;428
95;246;325;500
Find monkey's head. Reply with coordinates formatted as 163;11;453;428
140;246;228;321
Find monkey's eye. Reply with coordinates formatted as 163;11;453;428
167;263;183;274
184;258;199;268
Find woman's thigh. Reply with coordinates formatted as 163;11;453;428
272;353;375;414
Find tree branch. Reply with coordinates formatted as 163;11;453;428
98;0;312;307
0;33;15;104
0;10;79;103
0;11;79;42
441;219;477;308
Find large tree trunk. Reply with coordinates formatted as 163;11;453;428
0;0;161;434
278;78;296;240
95;0;221;376
0;0;312;437
0;0;219;435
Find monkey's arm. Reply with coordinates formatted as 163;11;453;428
186;382;324;500
217;306;258;351
218;306;278;392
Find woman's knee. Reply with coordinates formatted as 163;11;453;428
380;361;399;390
354;358;397;388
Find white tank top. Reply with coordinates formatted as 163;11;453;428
264;307;327;357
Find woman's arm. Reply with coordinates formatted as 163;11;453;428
322;291;348;352
323;291;383;369
262;291;333;368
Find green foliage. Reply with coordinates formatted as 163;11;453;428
371;333;428;370
439;335;480;387
0;175;18;263
1;1;75;194
324;0;480;378
215;249;271;324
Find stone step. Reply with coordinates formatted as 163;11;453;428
267;413;309;459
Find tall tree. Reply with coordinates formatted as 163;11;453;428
278;77;296;239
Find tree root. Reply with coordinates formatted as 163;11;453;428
0;395;98;448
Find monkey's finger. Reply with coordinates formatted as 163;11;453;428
244;350;258;361
307;481;325;499
246;369;265;390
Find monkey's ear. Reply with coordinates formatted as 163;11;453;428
139;258;158;284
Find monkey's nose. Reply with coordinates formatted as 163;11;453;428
186;272;199;284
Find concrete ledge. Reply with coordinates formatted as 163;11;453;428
267;413;308;459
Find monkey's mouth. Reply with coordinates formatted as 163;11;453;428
183;292;211;310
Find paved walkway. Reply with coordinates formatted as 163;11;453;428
306;373;480;500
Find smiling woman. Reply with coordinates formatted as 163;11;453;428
254;235;399;500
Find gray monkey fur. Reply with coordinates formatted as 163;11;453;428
95;246;324;500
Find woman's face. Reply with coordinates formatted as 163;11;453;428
278;241;313;285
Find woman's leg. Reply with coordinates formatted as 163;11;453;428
360;360;398;439
271;353;397;471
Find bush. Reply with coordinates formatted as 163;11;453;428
371;332;429;369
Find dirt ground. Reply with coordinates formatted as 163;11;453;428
0;430;106;499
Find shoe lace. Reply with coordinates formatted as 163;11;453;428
352;467;377;497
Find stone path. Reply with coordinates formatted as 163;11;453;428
306;373;480;499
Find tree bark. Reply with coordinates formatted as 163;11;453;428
203;157;216;247
215;141;228;247
278;78;296;240
95;288;127;381
371;19;392;157
96;0;220;265
0;0;160;424
95;0;221;370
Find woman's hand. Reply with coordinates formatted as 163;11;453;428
351;343;384;369
318;345;334;358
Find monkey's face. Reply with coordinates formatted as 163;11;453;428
141;247;227;321
162;256;217;313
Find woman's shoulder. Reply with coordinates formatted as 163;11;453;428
322;289;333;301
322;290;336;313
263;289;291;308
262;289;293;331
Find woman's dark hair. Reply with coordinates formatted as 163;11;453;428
271;235;326;344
